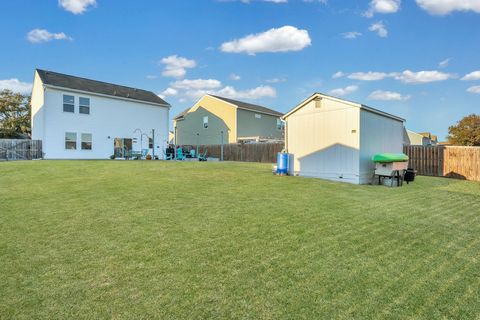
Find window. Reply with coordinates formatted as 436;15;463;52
81;133;92;150
203;116;208;128
255;114;262;119
63;95;74;113
79;97;90;114
276;119;283;130
65;132;77;150
148;137;153;149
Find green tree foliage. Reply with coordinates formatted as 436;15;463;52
447;114;480;146
0;89;31;138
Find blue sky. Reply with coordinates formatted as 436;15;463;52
1;0;480;139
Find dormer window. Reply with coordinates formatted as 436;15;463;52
63;95;74;113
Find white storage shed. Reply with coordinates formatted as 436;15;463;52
282;93;405;184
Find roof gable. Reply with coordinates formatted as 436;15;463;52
36;69;170;106
283;92;405;122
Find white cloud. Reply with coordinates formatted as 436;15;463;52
220;25;311;55
348;72;389;81
214;85;277;99
364;0;401;17
368;90;411;100
171;79;222;90
392;70;453;83
27;29;72;43
183;85;276;101
0;79;33;94
438;58;451;69
58;0;96;14
265;77;287;83
161;88;178;96
230;73;241;81
329;85;358;96
369;21;388;37
332;71;345;79
160;55;196;78
163;77;276;101
416;0;480;15
461;71;480;81
342;31;362;39
146;75;157;80
467;85;480;94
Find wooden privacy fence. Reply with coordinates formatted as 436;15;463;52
403;145;480;181
198;143;284;163
0;139;43;160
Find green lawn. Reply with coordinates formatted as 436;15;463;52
1;161;480;319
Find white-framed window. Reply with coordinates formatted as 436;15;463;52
63;95;74;113
203;116;208;129
276;119;283;130
79;97;90;114
255;114;262;119
81;133;92;150
65;132;77;150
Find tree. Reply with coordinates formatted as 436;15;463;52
0;89;31;138
447;114;480;146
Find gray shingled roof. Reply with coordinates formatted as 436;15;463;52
173;107;191;120
36;69;170;106
210;95;283;116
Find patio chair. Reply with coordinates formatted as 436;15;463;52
163;150;173;160
198;149;208;161
176;148;186;160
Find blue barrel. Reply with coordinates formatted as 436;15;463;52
277;153;289;175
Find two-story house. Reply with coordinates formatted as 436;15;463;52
173;94;283;146
31;69;170;159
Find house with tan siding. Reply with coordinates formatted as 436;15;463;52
173;95;283;145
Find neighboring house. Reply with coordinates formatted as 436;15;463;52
173;94;283;145
283;93;405;184
31;69;170;159
404;129;438;146
419;132;438;145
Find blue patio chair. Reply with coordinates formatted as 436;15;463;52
164;150;173;160
176;148;186;160
198;149;208;161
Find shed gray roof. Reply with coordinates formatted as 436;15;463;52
210;95;283;116
36;69;170;106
